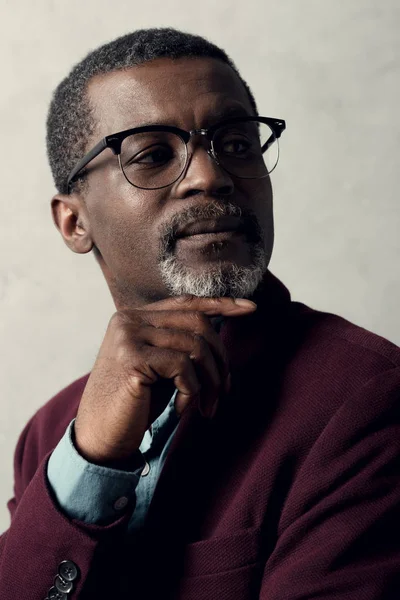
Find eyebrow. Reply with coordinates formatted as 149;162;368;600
207;105;252;122
138;105;252;130
206;107;255;129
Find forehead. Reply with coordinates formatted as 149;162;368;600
86;57;253;138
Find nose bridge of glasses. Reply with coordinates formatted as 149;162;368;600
189;128;212;146
187;128;217;162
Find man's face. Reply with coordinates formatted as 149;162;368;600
59;57;274;307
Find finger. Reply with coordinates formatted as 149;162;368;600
140;295;257;317
138;311;230;380
128;347;201;417
140;327;221;415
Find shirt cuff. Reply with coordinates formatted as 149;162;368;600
47;419;145;524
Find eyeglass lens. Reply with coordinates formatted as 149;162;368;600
119;120;279;189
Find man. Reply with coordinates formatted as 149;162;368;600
0;27;399;600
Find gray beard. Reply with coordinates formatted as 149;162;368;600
157;201;268;298
158;245;267;298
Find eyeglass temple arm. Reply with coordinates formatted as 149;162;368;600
67;138;108;191
262;121;286;153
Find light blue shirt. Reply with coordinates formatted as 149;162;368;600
47;389;180;529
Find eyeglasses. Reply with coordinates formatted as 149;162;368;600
66;116;286;192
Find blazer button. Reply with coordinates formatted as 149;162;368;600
58;560;79;582
54;575;73;594
48;586;68;599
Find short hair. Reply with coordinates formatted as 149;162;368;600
46;27;258;195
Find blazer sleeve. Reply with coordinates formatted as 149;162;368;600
259;366;400;599
0;411;135;600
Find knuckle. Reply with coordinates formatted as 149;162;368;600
102;319;142;365
127;365;155;387
177;352;193;371
190;334;207;361
111;322;131;347
174;294;196;306
109;310;144;339
191;311;207;329
109;310;136;331
109;311;125;328
113;339;139;365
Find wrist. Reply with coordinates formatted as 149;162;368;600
71;423;145;472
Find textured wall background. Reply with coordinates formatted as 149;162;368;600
0;0;399;532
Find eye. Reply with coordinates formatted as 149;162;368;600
125;144;174;167
220;136;252;156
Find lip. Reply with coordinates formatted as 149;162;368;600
176;230;246;243
176;217;244;238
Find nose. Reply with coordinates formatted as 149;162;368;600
173;142;234;199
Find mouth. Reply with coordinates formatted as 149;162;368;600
177;230;245;244
163;213;262;267
176;216;246;239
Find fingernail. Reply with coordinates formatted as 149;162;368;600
234;299;257;308
224;373;232;394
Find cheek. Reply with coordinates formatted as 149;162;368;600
239;178;274;252
107;215;156;274
87;187;161;273
240;177;273;221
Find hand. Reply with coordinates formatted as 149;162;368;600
74;296;256;468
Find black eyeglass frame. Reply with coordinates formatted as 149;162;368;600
66;116;286;193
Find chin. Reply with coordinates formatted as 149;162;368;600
159;247;268;298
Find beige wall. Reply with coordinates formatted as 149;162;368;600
0;0;399;532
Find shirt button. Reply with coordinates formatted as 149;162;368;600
54;575;73;594
58;560;79;582
113;496;129;510
141;460;150;477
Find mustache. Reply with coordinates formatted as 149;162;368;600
159;202;264;256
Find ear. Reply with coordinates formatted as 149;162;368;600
51;192;93;254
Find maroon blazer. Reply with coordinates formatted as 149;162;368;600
1;271;400;600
